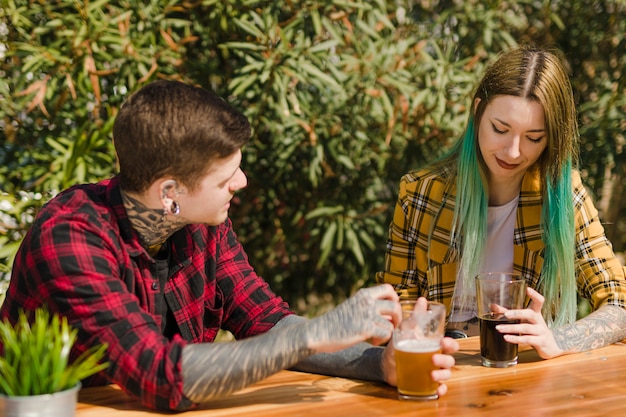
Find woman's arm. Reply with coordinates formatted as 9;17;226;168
553;304;626;353
499;288;626;359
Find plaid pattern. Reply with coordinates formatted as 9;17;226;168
0;176;292;411
376;166;626;314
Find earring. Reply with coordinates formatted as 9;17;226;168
170;200;180;215
161;180;181;218
162;197;180;217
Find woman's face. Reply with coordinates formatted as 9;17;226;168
477;95;547;191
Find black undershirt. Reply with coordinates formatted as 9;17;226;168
154;243;179;339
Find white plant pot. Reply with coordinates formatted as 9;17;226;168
0;383;80;417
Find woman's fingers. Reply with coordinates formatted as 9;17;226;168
526;287;545;313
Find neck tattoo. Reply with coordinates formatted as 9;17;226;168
121;191;187;251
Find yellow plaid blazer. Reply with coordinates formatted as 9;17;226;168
376;165;626;315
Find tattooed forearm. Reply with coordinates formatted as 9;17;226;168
182;322;313;403
182;285;397;405
553;304;626;353
274;315;385;382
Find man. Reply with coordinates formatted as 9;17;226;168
0;80;457;411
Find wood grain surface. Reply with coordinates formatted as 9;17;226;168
77;337;626;416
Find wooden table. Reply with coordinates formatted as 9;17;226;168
77;337;626;416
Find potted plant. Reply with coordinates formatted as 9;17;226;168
0;308;108;417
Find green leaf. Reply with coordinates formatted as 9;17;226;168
0;241;21;259
0;309;108;395
307;40;340;54
305;205;344;219
233;16;266;39
220;42;267;52
298;61;342;90
346;226;365;265
317;221;337;268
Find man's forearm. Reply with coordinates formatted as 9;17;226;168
553;304;626;353
273;314;385;382
291;344;384;381
183;285;397;405
182;323;313;403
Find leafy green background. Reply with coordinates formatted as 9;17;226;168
1;0;624;313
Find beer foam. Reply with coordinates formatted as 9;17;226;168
396;339;440;353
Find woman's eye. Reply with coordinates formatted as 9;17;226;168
527;136;544;143
491;123;506;134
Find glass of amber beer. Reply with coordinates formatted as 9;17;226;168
393;300;446;400
475;273;526;368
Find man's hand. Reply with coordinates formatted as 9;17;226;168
306;284;402;353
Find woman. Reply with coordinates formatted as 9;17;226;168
376;46;626;359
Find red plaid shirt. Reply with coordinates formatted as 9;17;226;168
0;176;292;410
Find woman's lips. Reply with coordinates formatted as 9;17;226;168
496;157;520;170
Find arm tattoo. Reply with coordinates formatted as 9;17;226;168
182;286;394;404
553;304;626;353
182;324;313;403
274;315;385;382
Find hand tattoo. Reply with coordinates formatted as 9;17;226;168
304;286;396;352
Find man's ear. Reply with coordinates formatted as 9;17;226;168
159;179;179;214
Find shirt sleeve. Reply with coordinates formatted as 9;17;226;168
375;174;419;293
5;208;192;411
214;222;293;339
375;170;453;300
573;172;626;310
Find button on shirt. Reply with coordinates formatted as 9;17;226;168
0;176;293;411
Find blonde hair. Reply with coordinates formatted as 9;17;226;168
435;46;579;326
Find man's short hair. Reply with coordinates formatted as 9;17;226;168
113;80;251;193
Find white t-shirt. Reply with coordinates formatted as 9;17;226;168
449;196;518;322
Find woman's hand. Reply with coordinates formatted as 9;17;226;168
496;287;564;359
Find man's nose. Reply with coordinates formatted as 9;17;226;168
233;169;248;190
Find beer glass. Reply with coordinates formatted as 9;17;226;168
475;273;526;368
393;300;446;400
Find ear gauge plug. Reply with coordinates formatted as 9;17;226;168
170;200;180;215
161;181;181;217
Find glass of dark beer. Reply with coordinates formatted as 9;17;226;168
475;273;526;368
